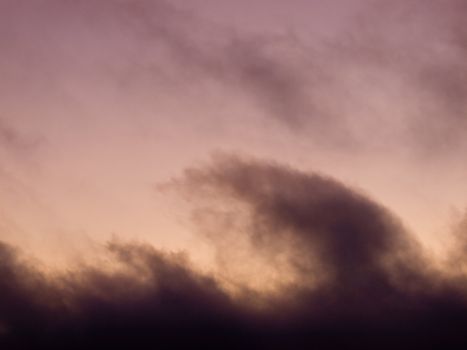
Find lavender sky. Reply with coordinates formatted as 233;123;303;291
1;0;466;274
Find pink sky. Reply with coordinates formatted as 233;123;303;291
2;2;467;347
1;0;466;270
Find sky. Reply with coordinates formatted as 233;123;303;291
1;0;467;348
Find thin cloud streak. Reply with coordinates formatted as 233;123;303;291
1;0;465;153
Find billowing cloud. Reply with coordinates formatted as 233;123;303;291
1;156;467;348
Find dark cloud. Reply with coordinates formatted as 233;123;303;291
0;240;249;349
1;155;467;348
181;155;421;284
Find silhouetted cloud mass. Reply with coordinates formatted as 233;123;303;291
1;155;467;349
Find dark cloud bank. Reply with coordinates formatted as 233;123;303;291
1;155;467;349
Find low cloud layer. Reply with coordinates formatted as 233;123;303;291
1;156;467;348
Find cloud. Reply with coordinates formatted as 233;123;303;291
0;0;337;143
2;0;465;154
179;155;421;285
127;0;467;153
337;0;467;152
135;0;467;151
0;240;247;349
2;155;467;348
122;2;320;129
